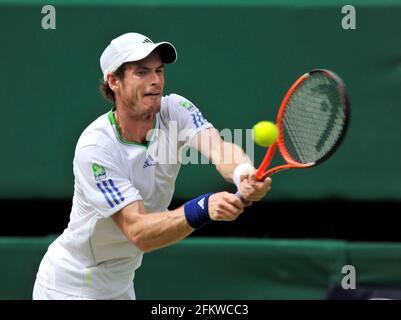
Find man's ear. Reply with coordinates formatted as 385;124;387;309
107;74;120;92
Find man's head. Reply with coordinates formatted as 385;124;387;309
99;33;177;114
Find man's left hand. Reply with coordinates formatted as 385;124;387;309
238;171;272;202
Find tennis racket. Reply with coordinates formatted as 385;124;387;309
237;69;350;196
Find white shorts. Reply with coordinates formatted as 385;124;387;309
32;280;136;300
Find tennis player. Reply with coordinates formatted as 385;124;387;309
32;32;272;300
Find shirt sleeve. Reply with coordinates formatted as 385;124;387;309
166;94;214;146
73;144;143;218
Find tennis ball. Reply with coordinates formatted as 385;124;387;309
252;121;278;147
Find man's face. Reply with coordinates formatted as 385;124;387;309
116;51;165;115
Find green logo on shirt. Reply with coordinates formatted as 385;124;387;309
179;100;195;111
92;163;107;181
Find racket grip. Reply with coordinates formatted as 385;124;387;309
235;191;247;203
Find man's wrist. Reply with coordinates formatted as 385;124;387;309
184;193;213;229
233;163;254;188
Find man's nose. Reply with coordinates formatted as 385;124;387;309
150;71;162;86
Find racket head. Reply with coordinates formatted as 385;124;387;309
257;69;350;180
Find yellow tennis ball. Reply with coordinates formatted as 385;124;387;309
252;121;278;147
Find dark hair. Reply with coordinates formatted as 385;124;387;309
99;63;130;102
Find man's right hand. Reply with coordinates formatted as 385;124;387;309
208;192;247;221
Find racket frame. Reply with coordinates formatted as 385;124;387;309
256;69;350;181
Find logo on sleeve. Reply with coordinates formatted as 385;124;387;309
92;163;107;181
179;100;196;112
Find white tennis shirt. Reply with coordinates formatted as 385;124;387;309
35;94;213;299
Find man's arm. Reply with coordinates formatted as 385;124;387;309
190;128;252;182
190;128;272;201
112;200;192;253
112;192;245;253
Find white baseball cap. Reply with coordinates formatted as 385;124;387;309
100;32;177;81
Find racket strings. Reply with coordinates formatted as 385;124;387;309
282;73;346;164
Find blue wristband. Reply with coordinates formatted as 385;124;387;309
184;193;213;229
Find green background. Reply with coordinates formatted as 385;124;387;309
1;0;401;200
3;237;401;300
1;0;401;301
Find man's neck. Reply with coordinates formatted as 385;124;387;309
114;107;156;145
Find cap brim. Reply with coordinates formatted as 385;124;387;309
123;42;177;65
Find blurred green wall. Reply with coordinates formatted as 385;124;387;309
1;0;401;200
2;237;401;300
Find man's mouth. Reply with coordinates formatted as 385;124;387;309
144;92;160;97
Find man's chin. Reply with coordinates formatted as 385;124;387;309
142;103;161;116
150;103;161;113
137;97;161;115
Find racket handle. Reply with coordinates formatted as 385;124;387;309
235;191;247;203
